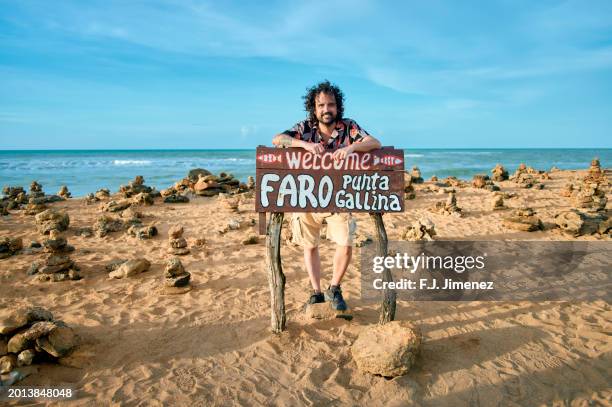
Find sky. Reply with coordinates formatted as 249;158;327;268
0;0;611;149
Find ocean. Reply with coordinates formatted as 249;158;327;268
0;149;609;197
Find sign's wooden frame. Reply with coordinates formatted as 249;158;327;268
256;146;404;333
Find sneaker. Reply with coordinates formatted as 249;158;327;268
304;291;325;311
325;285;347;311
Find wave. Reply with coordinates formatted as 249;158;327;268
112;160;153;166
404;154;424;158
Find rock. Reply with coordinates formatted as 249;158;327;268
305;302;352;320
38;254;74;274
131;192;154;206
0;236;22;258
0;307;53;335
119;176;153;198
168;225;184;239
93;215;124;237
491;164;509;181
35;321;76;358
246;176;255;189
7;321;58;353
188;168;212;182
85;193;99;204
108;258;151;279
502;208;543;232
402;218;436;241
104;259;127;272
351;321;422;377
34;209;70;234
0;354;17;374
0;337;7;356
490;194;506;210
429;192;462;217
571;183;607;212
164;272;191;287
164;194;190;204
102;199;132;213
228;219;241;230
2;186;25;199
472;174;489;189
560;183;574;197
354;233;372;248
164;257;185;277
95;188;110;199
222;196;240;212
410;166;423;184
74;227;94;237
241;235;259;245
127;225;158;240
29;181;44;198
583;157;607;184
57;185;71;199
555;209;607;237
17;349;36;366
42;231;67;253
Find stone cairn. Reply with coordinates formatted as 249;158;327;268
489;192;506;211
93;215;124;238
86;188;111;205
491;164;509;182
0;237;22;260
0;306;76;380
502;207;543;232
1;181;64;214
168;225;190;255
401;218;436;241
555;158;609;237
57;186;71;199
510;163;545;189
162;257;191;292
220;194;240;212
35;209;70;235
161;168;249;201
29;230;81;282
430;191;462;217
471;174;500;191
404;173;416;200
410;166;423;184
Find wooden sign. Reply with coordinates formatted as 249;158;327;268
256;146;405;222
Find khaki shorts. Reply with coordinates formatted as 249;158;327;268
291;212;356;248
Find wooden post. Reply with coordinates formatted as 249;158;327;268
370;213;396;324
265;212;286;333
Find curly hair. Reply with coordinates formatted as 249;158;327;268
303;80;345;123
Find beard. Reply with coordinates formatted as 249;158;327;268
318;112;336;125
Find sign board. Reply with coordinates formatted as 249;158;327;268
255;146;405;220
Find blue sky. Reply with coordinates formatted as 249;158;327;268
1;0;611;149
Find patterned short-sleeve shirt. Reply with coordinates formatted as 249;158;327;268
281;118;370;150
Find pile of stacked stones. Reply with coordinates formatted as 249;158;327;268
410;166;423;184
489;192;506;211
0;307;76;376
1;186;27;214
161;168;250;201
401;218;436;241
35;209;70;235
510;163;545;189
555;159;610;237
430;191;462;217
29;230;81;282
57;186;71;199
471;175;500;191
163;257;191;290
0;236;22;260
491;164;509;182
502;207;543;232
404;173;416;200
85;188;111;204
1;181;66;215
168;225;190;255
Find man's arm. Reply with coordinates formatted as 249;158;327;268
350;135;381;152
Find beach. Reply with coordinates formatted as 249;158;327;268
0;162;610;406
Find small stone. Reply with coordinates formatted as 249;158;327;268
164;257;185;277
241;235;259;245
108;258;151;279
35;321;76;358
34;209;70;234
351;321;422;377
17;349;36;366
0;354;17;374
169;225;184;239
164;194;190;203
0;337;7;356
0;307;53;335
7;321;57;353
104;259;127;272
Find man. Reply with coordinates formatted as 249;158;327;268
272;80;381;311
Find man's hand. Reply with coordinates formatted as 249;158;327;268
332;145;355;162
303;142;325;157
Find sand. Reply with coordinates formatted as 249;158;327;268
0;168;610;406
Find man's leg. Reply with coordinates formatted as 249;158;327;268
331;245;352;286
304;246;322;292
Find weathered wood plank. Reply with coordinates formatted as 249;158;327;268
265;212;286;333
370;212;396;324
